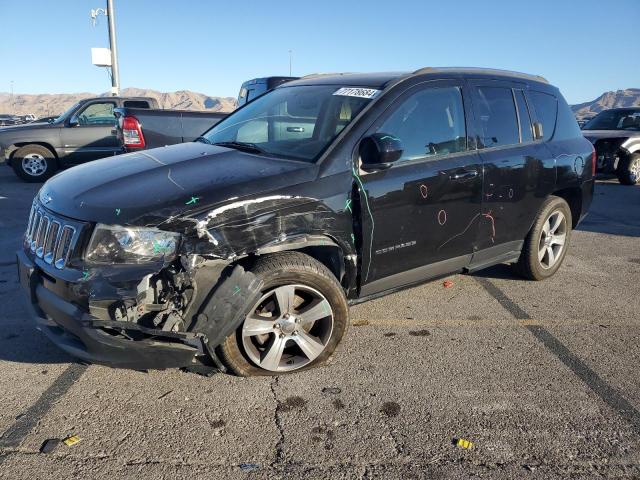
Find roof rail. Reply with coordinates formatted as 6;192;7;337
411;67;549;84
300;72;355;79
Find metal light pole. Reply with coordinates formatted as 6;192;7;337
106;0;120;96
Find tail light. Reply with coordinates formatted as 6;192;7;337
590;143;596;177
122;116;145;148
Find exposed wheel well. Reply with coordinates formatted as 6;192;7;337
237;245;348;290
552;187;582;228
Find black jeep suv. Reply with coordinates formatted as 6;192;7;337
17;68;594;376
581;107;640;185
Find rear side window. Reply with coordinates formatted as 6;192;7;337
554;94;583;140
376;86;466;162
514;90;533;142
475;86;520;148
529;91;558;141
123;100;150;109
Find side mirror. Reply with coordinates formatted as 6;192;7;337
68;117;79;127
359;133;403;171
532;122;544;140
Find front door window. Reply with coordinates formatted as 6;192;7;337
75;102;116;126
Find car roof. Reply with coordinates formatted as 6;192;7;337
599;107;640;112
284;67;549;89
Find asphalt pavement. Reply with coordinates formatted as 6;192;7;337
0;165;639;479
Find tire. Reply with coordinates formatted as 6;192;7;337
218;252;349;376
617;153;640;186
513;196;572;281
11;144;57;182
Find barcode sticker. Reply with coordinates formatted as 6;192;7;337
333;87;381;99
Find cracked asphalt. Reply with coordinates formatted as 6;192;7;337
0;166;639;479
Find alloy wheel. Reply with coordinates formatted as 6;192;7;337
630;158;640;182
538;210;567;269
21;153;47;176
241;284;334;372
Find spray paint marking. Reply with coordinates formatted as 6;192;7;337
232;285;241;296
437;209;447;226
82;270;89;280
345;199;352;213
419;184;428;199
352;167;375;281
482;211;496;243
437;213;481;251
379;135;398;142
185;196;200;205
351;233;355;245
115;208;121;216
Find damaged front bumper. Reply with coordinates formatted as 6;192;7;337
18;249;209;370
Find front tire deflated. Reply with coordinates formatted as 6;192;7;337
218;252;349;376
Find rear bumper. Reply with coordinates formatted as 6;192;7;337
17;249;203;370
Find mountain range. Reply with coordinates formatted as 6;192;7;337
0;87;638;120
0;88;237;117
571;88;640;119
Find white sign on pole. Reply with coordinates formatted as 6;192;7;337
91;48;112;67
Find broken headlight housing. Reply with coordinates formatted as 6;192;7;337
85;224;181;265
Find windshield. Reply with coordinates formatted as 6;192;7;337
54;102;81;123
202;85;377;162
583;110;640;131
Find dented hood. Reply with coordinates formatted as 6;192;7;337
40;142;317;226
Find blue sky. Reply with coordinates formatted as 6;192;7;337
1;0;638;104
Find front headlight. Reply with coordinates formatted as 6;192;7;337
85;224;181;265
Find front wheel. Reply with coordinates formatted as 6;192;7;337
617;153;640;186
513;196;572;281
12;144;58;182
218;252;349;376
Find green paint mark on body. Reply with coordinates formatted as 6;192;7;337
153;241;172;255
115;208;121;216
185;196;200;205
232;285;241;296
345;198;352;213
82;270;89;280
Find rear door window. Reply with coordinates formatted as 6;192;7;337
529;91;558;141
375;86;467;162
514;90;533;142
474;86;520;148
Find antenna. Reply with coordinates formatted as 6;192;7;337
90;8;106;27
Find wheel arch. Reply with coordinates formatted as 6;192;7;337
236;234;356;295
8;142;59;162
552;187;582;228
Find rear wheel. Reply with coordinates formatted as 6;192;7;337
12;144;57;182
513;196;572;281
617;153;640;186
218;252;349;376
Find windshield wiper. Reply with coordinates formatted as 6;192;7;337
212;141;266;154
194;136;212;144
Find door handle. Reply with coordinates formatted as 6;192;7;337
450;169;478;180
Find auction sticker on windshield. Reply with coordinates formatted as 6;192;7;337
333;87;381;99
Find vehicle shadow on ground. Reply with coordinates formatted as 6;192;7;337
469;263;520;280
576;213;640;237
0;323;75;365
